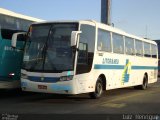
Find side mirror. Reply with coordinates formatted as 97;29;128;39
11;33;18;48
71;31;82;47
11;32;26;48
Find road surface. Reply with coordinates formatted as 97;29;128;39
0;79;160;119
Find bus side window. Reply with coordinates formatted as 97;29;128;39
112;33;124;54
0;14;31;40
97;29;111;52
125;37;135;55
151;44;157;58
144;42;151;57
135;40;143;57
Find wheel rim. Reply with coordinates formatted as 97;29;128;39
96;82;103;96
143;76;148;89
143;80;147;88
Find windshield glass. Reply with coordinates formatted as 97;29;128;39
23;23;78;72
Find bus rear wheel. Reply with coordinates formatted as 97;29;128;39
89;78;103;99
134;75;148;90
141;75;148;90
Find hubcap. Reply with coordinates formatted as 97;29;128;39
144;80;147;88
96;82;102;95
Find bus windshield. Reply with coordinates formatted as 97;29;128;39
23;23;78;72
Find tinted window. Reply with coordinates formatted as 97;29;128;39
23;23;78;72
125;37;135;55
44;24;77;72
135;40;143;56
151;44;157;58
1;29;23;40
0;14;32;40
144;42;151;57
0;14;32;31
76;24;95;74
97;29;111;52
17;34;26;41
112;33;124;54
78;43;88;64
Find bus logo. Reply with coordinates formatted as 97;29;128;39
41;75;45;81
121;59;132;84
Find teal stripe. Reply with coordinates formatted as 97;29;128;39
132;66;158;70
94;65;124;69
94;64;158;70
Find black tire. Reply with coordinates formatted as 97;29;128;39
141;75;148;90
134;75;148;90
89;78;103;99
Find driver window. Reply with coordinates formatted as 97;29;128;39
78;42;88;64
76;24;95;75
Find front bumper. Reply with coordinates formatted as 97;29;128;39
21;79;75;94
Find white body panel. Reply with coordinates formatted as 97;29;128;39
21;20;158;95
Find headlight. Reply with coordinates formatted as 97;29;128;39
8;73;15;78
21;73;28;79
60;76;73;81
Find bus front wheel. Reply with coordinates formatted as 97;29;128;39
89;78;103;99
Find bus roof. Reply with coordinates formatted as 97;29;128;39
32;20;156;45
0;8;44;22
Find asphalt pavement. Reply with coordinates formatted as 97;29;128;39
0;79;160;119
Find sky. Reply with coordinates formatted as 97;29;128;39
0;0;160;40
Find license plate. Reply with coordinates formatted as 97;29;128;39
38;85;47;90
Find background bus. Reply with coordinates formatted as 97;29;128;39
154;40;160;76
19;20;158;98
0;8;44;89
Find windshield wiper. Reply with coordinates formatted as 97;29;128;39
29;43;48;70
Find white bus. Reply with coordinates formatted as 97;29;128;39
19;20;158;98
0;8;44;89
